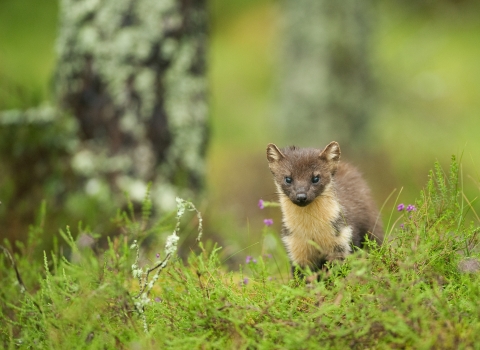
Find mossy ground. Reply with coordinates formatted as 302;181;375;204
2;158;480;349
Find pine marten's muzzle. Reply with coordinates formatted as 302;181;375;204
296;193;308;204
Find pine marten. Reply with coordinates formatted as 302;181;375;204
266;141;384;277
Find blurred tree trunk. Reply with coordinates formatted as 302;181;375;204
55;0;209;211
278;0;373;148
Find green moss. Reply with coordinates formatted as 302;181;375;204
2;158;480;348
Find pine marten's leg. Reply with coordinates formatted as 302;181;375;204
291;257;328;283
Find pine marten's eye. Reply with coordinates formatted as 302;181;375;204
285;176;293;184
312;176;320;184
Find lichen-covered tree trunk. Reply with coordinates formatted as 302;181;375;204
55;0;208;211
278;0;373;148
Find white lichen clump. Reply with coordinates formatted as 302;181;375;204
164;233;179;256
130;197;203;332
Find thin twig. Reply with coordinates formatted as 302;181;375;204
1;245;27;293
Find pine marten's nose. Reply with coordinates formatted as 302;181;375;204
296;193;307;203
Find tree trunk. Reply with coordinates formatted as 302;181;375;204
278;0;373;148
55;0;209;211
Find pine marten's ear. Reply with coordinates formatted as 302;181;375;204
319;141;341;163
266;143;285;163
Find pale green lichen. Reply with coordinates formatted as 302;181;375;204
117;176;148;202
56;0;208;212
0;104;57;124
0;104;79;154
84;178;102;196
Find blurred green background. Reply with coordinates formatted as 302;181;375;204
1;0;480;266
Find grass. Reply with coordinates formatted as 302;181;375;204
2;157;480;349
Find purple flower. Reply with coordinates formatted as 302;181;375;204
156;253;160;259
243;277;249;285
397;203;405;211
400;223;404;229
154;297;162;303
406;204;416;212
263;218;274;226
246;256;252;264
258;199;265;209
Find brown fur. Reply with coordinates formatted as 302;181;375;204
266;142;383;274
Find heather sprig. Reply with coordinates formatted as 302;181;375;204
263;218;274;226
397;203;416;212
258;199;280;209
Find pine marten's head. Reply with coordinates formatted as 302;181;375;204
266;142;341;207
